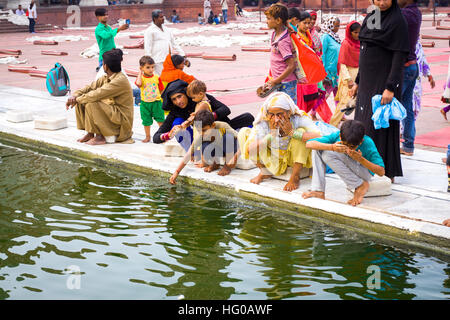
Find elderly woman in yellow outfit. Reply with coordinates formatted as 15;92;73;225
238;92;321;191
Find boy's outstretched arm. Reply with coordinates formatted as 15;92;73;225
306;140;347;153
169;145;193;185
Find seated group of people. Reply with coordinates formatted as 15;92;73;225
67;49;385;207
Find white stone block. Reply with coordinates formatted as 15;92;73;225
347;175;392;198
217;156;256;170
235;157;257;170
105;135;117;144
272;166;311;182
163;140;185;157
6;110;33;123
34;116;68;130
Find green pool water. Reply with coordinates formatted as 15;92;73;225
0;144;449;300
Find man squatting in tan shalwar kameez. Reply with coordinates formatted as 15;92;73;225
66;49;134;145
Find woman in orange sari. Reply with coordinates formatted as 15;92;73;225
288;9;330;122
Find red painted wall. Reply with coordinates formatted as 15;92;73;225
36;1;236;28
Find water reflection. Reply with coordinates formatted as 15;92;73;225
0;144;449;300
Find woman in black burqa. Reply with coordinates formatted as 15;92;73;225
350;0;410;180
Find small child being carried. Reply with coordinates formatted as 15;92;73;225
171;80;216;136
135;55;165;143
169;110;240;185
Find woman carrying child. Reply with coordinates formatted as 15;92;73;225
329;21;361;127
288;9;321;119
153;79;254;150
238;92;321;192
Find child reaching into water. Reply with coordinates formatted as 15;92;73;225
135;56;165;143
169;110;240;185
302;120;385;206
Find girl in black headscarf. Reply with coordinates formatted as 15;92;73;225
350;0;410;180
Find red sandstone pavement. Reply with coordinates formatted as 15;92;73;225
0;17;449;152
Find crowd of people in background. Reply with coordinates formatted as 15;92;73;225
63;1;450;214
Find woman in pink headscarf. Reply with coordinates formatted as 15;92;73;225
329;21;361;127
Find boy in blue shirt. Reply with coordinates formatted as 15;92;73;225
302;120;385;206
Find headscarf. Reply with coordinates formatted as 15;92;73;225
337;21;361;74
307;10;322;54
358;0;409;53
161;79;196;114
308;10;317;20
161;54;196;84
322;15;341;44
253;92;307;126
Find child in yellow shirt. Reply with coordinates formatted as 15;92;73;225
135;56;165;143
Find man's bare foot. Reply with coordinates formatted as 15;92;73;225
441;108;448;121
250;172;272;184
218;165;232;176
86;135;106;145
204;162;220;172
283;174;300;192
301;190;325;199
348;181;369;206
142;136;151;143
77;133;94;143
443;219;450;227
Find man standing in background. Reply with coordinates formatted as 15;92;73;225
398;0;422;157
220;0;228;24
204;0;212;22
144;9;186;75
94;8;129;72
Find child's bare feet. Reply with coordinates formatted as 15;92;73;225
77;133;94;143
218;164;232;176
443;219;450;227
204;162;220;172
283;174;300;192
348;181;369;206
195;161;207;168
441;108;448;121
250;171;272;184
302;190;325;199
86;135;106;145
142;136;151;143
